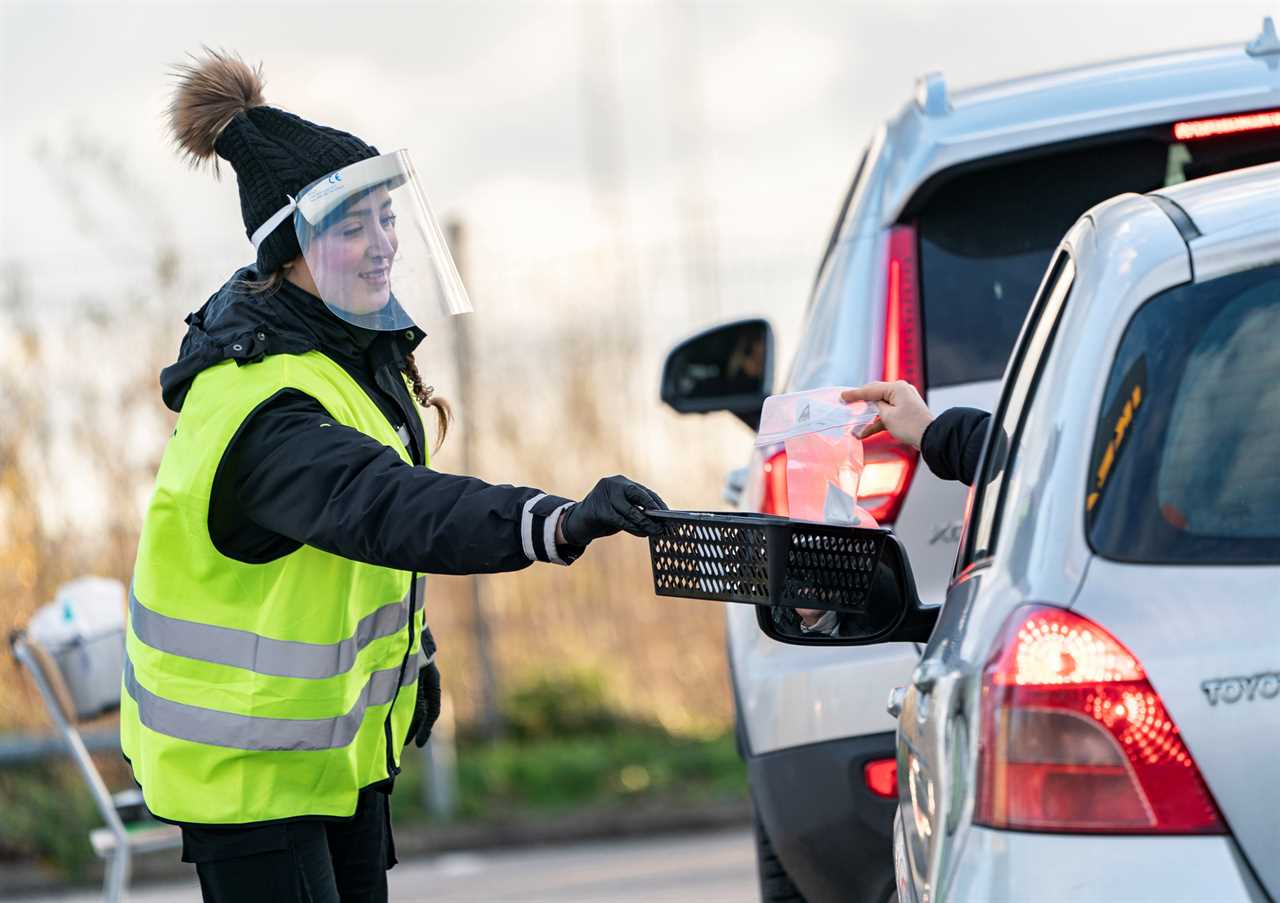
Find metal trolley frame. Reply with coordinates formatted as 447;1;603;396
10;629;180;902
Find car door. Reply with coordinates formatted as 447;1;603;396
896;253;1077;902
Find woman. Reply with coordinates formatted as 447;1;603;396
121;50;666;902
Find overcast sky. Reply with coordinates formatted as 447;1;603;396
4;0;1275;339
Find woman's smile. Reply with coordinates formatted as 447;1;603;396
358;263;390;287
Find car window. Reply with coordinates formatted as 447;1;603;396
915;128;1280;388
1087;262;1280;563
962;252;1076;568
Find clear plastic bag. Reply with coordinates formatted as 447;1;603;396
754;388;880;527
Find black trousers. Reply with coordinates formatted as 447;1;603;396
180;789;397;903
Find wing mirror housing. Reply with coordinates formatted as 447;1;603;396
755;531;939;646
660;319;774;431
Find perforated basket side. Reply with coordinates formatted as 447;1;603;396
777;527;885;611
649;517;771;604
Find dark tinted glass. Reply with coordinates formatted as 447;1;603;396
1088;264;1280;564
916;128;1280;388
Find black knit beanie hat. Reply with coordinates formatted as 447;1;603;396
167;49;379;275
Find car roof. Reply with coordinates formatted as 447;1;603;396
1063;161;1280;376
1154;160;1280;238
879;19;1280;222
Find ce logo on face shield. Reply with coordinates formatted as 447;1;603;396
327;172;343;184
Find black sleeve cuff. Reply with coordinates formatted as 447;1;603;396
520;493;577;565
920;407;992;486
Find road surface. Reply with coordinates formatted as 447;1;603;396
16;828;757;902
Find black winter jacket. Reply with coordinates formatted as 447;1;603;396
918;407;992;486
160;268;581;575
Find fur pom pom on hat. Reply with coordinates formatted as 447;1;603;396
168;48;378;276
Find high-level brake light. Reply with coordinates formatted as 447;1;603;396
976;605;1226;834
1173;109;1280;141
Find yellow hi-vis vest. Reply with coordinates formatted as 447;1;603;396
120;351;428;825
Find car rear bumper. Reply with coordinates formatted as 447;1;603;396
937;826;1270;901
748;731;898;903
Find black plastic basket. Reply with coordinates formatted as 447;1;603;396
647;510;889;612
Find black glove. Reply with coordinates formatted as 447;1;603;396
406;660;442;748
559;476;668;546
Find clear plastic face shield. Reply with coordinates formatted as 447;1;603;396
252;150;473;331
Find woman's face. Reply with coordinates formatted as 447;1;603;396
307;185;398;315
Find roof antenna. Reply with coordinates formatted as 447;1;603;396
915;70;949;117
1246;16;1280;58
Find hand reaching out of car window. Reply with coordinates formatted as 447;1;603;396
841;381;934;449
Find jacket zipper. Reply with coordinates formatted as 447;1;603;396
374;360;425;779
383;573;418;778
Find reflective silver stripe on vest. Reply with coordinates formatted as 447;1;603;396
129;580;420;680
124;647;427;751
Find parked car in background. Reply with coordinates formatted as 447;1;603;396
662;19;1280;903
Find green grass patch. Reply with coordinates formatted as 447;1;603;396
392;727;745;824
0;761;103;880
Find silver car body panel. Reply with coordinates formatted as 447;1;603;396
895;164;1280;901
725;599;914;754
943;826;1267;902
1160;164;1280;281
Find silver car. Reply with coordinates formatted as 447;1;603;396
662;19;1280;902
879;160;1277;901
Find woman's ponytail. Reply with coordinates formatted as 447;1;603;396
402;352;451;453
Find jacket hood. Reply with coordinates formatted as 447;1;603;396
160;267;423;412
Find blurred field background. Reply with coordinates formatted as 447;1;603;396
1;0;1272;883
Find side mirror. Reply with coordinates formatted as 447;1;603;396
661;319;774;431
755;531;938;645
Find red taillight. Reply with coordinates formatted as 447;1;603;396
884;225;924;389
858;432;916;523
1173;109;1280;141
864;758;897;799
976;605;1226;835
760;449;789;516
866;226;923;524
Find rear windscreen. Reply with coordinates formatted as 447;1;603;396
1088;263;1280;564
915;127;1280;388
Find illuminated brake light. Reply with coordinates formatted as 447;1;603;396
884;226;923;388
1173;109;1280;141
977;605;1226;834
864;226;924;524
760;449;789;516
857;432;916;522
864;758;897;799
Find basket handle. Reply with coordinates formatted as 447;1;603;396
14;633;79;724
